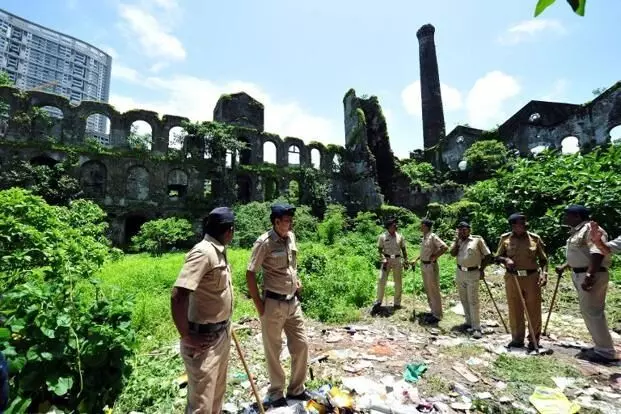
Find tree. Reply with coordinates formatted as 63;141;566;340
534;0;586;17
127;124;152;151
131;217;195;256
180;120;246;161
464;140;509;177
592;87;606;96
399;161;437;190
0;70;12;87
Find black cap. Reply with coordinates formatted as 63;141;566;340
565;204;589;218
508;213;526;224
421;218;433;227
271;203;296;218
384;216;397;228
206;207;235;225
457;221;471;229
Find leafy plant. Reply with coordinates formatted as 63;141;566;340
127;124;152;152
399;160;437;190
317;205;346;245
181;120;246;162
463;139;509;177
534;0;586;17
0;188;135;413
131;217;195;256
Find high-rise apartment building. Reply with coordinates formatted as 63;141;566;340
0;8;112;143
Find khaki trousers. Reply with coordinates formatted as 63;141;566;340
456;269;480;329
505;273;541;345
260;297;309;400
376;257;403;306
572;271;616;359
422;262;443;319
181;328;231;414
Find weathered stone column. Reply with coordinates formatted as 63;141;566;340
417;24;446;153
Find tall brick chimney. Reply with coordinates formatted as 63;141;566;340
417;24;446;151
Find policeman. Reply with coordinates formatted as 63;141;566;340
450;221;492;338
417;218;448;322
495;213;548;350
246;204;310;408
171;207;235;414
556;206;617;363
373;217;409;313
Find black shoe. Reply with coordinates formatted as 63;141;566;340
426;315;441;324
286;390;312;400
393;305;403;310
472;330;483;339
371;302;381;315
577;349;619;364
270;397;288;407
506;340;525;349
527;342;539;352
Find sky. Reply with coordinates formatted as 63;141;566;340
3;0;621;159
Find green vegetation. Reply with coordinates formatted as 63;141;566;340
463;139;509;177
131;217;195;256
0;189;134;413
535;0;586;17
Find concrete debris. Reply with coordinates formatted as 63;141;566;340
449;304;465;316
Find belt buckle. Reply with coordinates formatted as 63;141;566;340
517;270;527;277
460;265;468;271
390;254;396;259
286;294;294;300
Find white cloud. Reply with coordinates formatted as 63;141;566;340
118;4;186;61
111;62;140;82
109;74;341;146
466;71;521;127
498;19;566;45
540;78;569;101
149;62;169;73
401;81;463;117
102;46;119;60
151;0;179;10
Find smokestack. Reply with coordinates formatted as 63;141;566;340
417;24;446;150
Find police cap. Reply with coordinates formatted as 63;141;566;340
508;212;526;224
457;221;471;229
207;207;235;225
421;218;433;228
384;216;398;228
565;204;589;218
271;203;296;218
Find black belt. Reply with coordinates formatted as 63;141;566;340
572;267;607;274
507;269;539;277
457;265;480;271
265;290;295;302
384;254;401;259
188;320;229;334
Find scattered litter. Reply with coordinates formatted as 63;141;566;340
434;337;465;347
341;376;377;395
499;395;514;403
482;327;495;335
558;340;590;349
403;363;427;383
450;304;465;316
450;401;472;411
174;373;188;387
222;402;237;413
452;382;470;396
482;320;499;328
326;335;344;343
452;363;479;383
476;392;492;400
433;401;450;413
369;343;394;356
529;386;580;414
428;328;441;336
466;357;483;366
359;354;389;362
343;360;373;373
552;377;577;392
495;381;508;391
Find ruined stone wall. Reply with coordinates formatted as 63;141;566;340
437;82;621;170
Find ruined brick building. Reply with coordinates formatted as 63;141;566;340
1;23;620;246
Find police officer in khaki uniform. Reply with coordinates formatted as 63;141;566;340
418;218;448;322
373;217;409;313
246;204;310;408
450;221;492;338
557;205;617;363
171;207;235;414
496;213;548;350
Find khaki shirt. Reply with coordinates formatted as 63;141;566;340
420;232;447;261
378;231;405;256
248;229;298;297
607;235;621;254
451;235;491;268
565;221;612;269
174;235;233;324
496;232;547;270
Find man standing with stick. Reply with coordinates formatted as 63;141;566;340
417;218;448;323
171;207;235;414
450;221;492;339
556;205;618;363
495;213;548;351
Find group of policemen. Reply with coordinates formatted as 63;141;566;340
171;203;619;414
373;205;619;359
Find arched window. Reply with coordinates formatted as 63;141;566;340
561;136;580;155
263;141;277;164
85;113;111;146
128;120;153;151
126;166;150;200
288;145;300;165
311;148;321;169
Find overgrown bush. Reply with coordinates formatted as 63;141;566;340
318;205;346;245
233;201;318;248
399;160;437;190
0;188;135;413
131;217;195;256
463;139;509;177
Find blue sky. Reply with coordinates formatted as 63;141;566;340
4;0;620;158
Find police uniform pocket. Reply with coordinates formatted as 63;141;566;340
211;264;229;290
